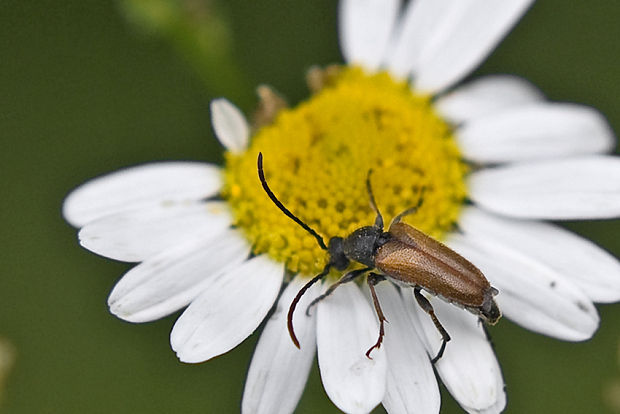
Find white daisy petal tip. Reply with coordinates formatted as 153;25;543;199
76;201;233;263
108;300;136;323
170;255;284;364
106;231;251;324
210;98;250;153
456;103;616;163
63;162;223;228
469;156;620;220
175;344;209;364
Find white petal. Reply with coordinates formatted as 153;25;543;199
447;234;600;341
457;207;620;303
384;0;468;79
242;276;320;414
469;156;620;219
339;0;402;71
317;283;387;414
405;294;505;413
412;0;534;94
435;75;543;124
108;230;251;323
79;201;232;262
170;255;284;363
210;98;250;153
376;283;440;414
63;162;222;227
456;103;615;163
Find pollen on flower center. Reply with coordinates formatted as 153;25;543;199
222;67;467;276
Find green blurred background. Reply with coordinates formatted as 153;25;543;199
1;0;619;412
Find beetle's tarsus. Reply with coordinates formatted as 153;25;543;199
365;273;387;359
431;339;448;364
414;287;451;363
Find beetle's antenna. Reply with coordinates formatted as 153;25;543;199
366;169;384;230
258;152;327;250
390;186;427;228
287;263;332;348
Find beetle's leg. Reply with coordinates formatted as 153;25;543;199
288;263;331;349
414;287;451;363
389;187;427;228
305;267;372;316
365;272;387;359
366;169;384;231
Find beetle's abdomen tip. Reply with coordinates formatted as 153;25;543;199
481;298;501;325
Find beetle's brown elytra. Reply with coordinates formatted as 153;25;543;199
257;152;500;362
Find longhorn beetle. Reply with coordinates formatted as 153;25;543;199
257;153;501;362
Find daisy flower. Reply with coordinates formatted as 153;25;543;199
63;1;620;413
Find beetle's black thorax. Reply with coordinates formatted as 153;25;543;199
327;237;349;270
342;226;390;267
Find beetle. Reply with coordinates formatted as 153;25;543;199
257;152;500;362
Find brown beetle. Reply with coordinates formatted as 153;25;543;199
257;153;500;362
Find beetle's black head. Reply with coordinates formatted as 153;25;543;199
327;236;349;270
480;287;501;325
342;226;384;267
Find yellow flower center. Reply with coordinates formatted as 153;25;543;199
222;67;467;276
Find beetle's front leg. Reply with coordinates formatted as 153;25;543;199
305;267;372;316
414;287;451;363
365;272;387;359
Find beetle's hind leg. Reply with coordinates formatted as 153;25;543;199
414;287;451;363
305;267;372;316
365;273;388;359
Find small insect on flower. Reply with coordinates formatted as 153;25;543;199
258;152;501;362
